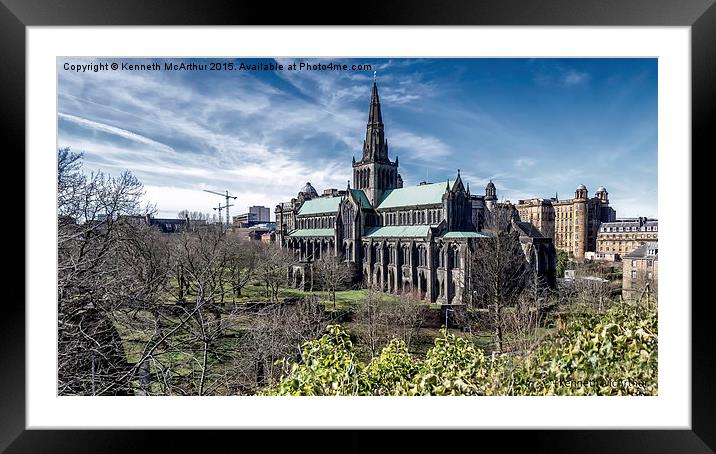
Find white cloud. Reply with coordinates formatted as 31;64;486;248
562;69;590;86
389;131;451;161
58;112;175;153
514;157;536;168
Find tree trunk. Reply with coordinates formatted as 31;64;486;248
494;304;503;353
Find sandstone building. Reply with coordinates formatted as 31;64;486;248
596;217;658;257
274;80;556;304
516;186;616;259
622;241;658;300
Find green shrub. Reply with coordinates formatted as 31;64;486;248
262;303;658;396
499;303;658;395
262;324;361;396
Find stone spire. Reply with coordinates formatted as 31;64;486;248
362;80;388;163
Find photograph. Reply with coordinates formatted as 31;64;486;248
56;56;659;397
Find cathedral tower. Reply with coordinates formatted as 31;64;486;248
352;79;400;206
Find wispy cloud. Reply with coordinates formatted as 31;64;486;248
389;131;451;161
514;157;536;169
562;69;590;86
58;112;175;153
58;57;657;219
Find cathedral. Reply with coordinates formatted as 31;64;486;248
275;80;555;304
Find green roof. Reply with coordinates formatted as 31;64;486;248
350;189;372;209
297;196;342;216
288;228;335;237
377;183;446;210
364;225;438;238
441;231;489;239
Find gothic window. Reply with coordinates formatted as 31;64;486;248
342;204;354;239
452;245;460;268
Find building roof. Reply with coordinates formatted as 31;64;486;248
300;182;318;196
441;231;489;239
350;189;372;209
287;228;335;237
576;184;587;190
514;221;544;238
624;241;658;259
297;196;342;216
364;225;438;238
376;183;446;210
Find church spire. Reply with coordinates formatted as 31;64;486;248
368;79;383;125
362;78;388;163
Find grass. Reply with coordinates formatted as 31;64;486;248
110;278;565;394
229;282;400;311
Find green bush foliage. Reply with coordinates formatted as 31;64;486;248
263;303;657;396
500;303;658;395
556;250;570;278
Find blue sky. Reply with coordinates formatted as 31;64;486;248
58;58;657;220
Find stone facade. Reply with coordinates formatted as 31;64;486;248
622;241;658;300
597;217;658;257
516;185;616;259
274;80;556;304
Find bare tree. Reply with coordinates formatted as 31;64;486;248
57;148;150;395
256;244;296;302
382;290;427;352
468;206;530;352
499;272;549;353
312;255;353;309
237;296;330;391
354;283;386;359
224;235;261;301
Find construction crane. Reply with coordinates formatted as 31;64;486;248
203;189;238;227
212;202;234;228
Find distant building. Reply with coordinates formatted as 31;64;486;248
233;206;272;227
597;217;658;257
233;212;258;227
126;214;188;233
322;188;347;198
622;241;658;300
516;185;617;259
230;222;276;241
584;251;621;262
249;205;271;223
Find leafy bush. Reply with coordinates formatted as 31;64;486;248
556;250;570;278
359;338;419;395
262;325;360;396
406;330;490;396
499;303;657;395
262;303;657;396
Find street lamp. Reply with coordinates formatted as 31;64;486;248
444;307;455;330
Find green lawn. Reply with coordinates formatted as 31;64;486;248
230;282;400;311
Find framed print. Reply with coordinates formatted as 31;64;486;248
7;0;714;451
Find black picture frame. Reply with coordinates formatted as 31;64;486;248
5;0;712;451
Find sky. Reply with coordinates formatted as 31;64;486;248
57;57;657;220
